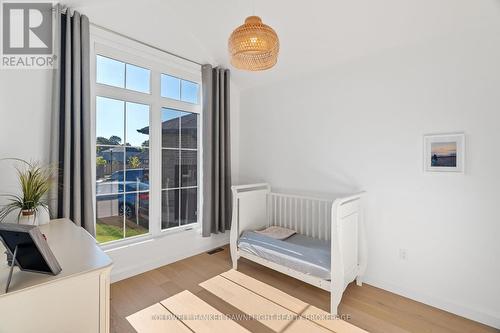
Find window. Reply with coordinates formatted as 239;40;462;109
161;74;200;104
96;55;151;93
92;28;201;244
95;98;151;243
161;109;198;229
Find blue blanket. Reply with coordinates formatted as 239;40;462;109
238;231;331;280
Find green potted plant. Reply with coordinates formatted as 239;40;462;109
0;159;54;225
0;159;54;266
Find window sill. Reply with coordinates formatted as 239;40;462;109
99;222;200;252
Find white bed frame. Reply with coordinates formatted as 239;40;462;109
229;183;367;315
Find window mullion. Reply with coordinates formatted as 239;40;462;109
123;99;127;239
149;69;162;236
178;112;182;227
95;84;152;106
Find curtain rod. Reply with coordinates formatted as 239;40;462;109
56;5;204;66
89;23;203;67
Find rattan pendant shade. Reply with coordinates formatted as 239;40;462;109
228;16;280;71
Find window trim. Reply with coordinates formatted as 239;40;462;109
90;26;203;248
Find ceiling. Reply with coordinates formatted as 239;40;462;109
66;0;500;91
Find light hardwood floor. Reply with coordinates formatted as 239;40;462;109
110;246;498;333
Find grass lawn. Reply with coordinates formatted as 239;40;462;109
96;219;148;243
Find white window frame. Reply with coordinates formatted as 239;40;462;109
89;26;203;249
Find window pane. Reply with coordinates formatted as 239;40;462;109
162;189;179;229
96;146;124;195
181;80;199;104
162;149;179;189
126;64;150;93
161;74;180;100
180;112;197;149
96;55;125;88
125;148;149;192
180;188;197;225
126;102;150;147
124;192;149;237
96;194;124;243
96;97;124;144
161;108;180;148
181;150;197;187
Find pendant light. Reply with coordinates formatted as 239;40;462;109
228;15;280;71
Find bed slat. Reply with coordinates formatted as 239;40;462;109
268;193;332;240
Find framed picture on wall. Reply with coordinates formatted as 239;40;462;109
423;133;465;173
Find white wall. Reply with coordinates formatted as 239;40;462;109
0;70;52;220
238;26;500;327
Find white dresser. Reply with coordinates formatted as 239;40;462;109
0;219;113;333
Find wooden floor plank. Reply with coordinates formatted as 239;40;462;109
200;275;332;332
194;289;275;333
161;290;250;333
303;305;369;333
126;303;191;333
343;283;493;333
221;269;309;314
222;269;367;333
200;275;297;331
283;317;333;333
339;302;412;333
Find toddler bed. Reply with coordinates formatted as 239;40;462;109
230;183;367;315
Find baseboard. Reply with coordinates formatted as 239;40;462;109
364;277;500;329
108;231;230;283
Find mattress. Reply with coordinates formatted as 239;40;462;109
238;230;331;280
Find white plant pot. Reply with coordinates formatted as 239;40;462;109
18;210;38;225
17;209;51;226
37;209;51;226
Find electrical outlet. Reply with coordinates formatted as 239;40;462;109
399;249;408;261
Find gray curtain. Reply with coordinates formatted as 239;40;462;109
202;65;232;237
49;8;94;235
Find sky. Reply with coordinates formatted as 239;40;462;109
431;142;457;157
95;55;199;147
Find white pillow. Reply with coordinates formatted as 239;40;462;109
255;226;296;240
